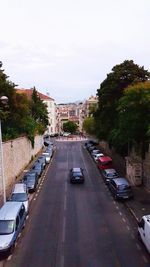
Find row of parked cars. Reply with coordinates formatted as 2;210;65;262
0;142;54;254
85;140;133;200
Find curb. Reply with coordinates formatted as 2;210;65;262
125;202;139;223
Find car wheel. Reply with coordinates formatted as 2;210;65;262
9;243;15;254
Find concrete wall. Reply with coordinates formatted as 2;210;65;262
0;135;43;195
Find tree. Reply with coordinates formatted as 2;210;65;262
95;60;150;152
83;117;96;135
63;121;78;134
115;82;150;157
0;62;49;145
31;87;49;128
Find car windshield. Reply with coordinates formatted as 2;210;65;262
107;172;117;178
73;172;82;176
11;193;28;202
118;184;131;190
34;165;41;170
27;177;35;182
0;220;14;235
24;174;36;180
102;161;112;166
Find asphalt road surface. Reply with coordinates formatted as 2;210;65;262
3;141;150;267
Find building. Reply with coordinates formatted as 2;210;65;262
16;88;56;135
84;95;98;117
56;103;83;133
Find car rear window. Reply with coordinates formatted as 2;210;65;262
11;193;28;202
0;220;14;235
73;172;82;176
118;184;131;190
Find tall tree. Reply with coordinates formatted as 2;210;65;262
95;60;150;149
115;82;150;157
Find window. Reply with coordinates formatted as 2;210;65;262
0;220;14;234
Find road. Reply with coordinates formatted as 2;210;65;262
2;141;150;267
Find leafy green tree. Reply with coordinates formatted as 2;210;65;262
83;117;96;135
63;121;78;134
0;62;49;146
31;87;49;128
95;60;150;154
115;82;150;157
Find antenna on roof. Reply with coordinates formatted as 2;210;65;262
46;91;50;96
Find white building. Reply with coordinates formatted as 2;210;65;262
39;92;56;135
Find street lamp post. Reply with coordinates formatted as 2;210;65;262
0;96;8;203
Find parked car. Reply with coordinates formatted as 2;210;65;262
23;171;38;182
9;183;29;214
88;145;97;153
70;168;85;184
63;132;71;137
32;163;43;177
93;153;104;162
23;175;38;193
36;156;46;169
109;177;133;200
97;156;113;170
102;168;119;184
42;152;52;163
91;149;102;157
0;202;26;253
46;145;54;155
138;215;150;253
24;169;40;181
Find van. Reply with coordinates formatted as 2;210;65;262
10;183;29;214
109;177;133;200
0;201;26;253
138;215;150;253
97;156;113;170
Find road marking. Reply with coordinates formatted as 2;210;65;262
37;189;40;193
60;255;64;267
126;225;130;231
122;218;126;223
62;216;66;243
142;255;148;263
33;198;36;201
64;183;67;194
64;195;67;211
7;255;12;261
136;243;141;250
116;206;119;209
119;212;122;216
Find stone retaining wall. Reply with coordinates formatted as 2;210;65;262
0;135;43;195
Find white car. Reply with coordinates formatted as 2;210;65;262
93;153;104;162
63;132;71;137
42;152;52;163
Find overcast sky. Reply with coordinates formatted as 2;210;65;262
0;0;150;103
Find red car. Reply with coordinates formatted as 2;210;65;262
97;156;113;170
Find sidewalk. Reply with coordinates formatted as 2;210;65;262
125;186;150;222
